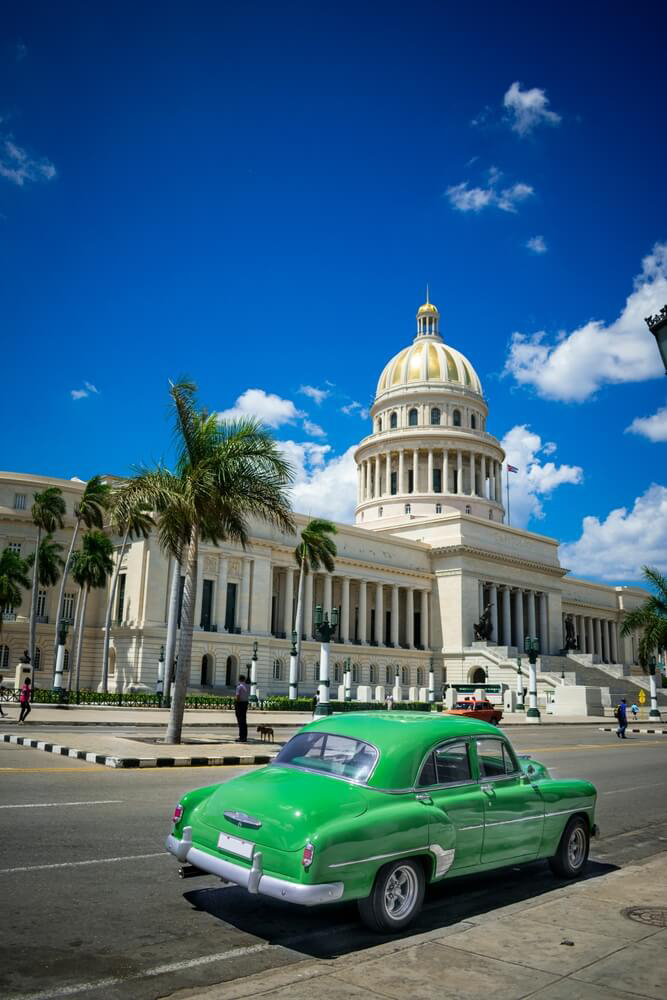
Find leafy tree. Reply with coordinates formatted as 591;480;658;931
293;518;337;682
28;488;66;666
621;566;667;668
129;379;295;743
70;531;114;694
0;547;31;636
100;489;154;692
52;476;111;673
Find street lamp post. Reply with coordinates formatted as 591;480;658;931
515;657;524;711
53;620;68;695
156;645;165;704
648;656;662;720
393;664;401;703
343;657;352;702
314;604;338;716
524;636;541;723
428;656;435;707
250;641;259;703
288;631;298;701
645;305;667;374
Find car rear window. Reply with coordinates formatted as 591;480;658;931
273;731;378;782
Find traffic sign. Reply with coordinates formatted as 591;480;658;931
639;689;646;704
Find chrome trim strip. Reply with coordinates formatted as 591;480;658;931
328;846;425;869
484;814;544;827
459;824;484;831
544;806;594;818
166;833;344;906
429;845;455;877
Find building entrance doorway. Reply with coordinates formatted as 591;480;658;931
201;653;214;686
225;655;238;687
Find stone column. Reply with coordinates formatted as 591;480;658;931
391;585;399;646
457;451;463;494
304;571;314;640
514;589;524;649
406;588;414;648
496;462;502;503
489;585;498;644
479;581;484;617
538;593;548;654
194;555;205;628
412;449;419;493
610;621;618;663
323;572;332;614
358;580;367;644
341;576;350;642
216;556;228;628
421;589;429;649
602;620;610;662
375;583;384;644
594;618;602;657
385;452;391;494
502;586;511;647
586;616;594;655
481;454;487;499
357;465;361;505
443;450;449;493
284;566;294;636
576;614;584;651
374;455;380;498
527;590;536;639
470;452;475;495
427;450;434;494
398;450;405;494
239;558;250;632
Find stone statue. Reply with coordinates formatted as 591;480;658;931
564;615;576;650
473;604;493;642
19;650;31;664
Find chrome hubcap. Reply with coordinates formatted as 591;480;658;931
568;827;586;869
383;865;418;920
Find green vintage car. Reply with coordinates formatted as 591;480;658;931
166;713;598;931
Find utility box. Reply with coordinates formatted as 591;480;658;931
504;689;517;712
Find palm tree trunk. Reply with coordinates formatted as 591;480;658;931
165;532;197;744
28;525;42;668
101;526;130;693
74;586;89;695
164;554;181;696
67;588;83;691
52;518;81;679
294;561;306;682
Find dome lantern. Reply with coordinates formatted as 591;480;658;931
416;286;440;338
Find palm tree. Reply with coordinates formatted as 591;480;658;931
293;518;337;687
131;379;295;743
27;534;65;590
70;531;114;695
621;566;667;667
52;476;110;673
29;488;66;667
100;488;154;692
0;547;31;635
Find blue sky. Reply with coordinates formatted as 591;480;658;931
2;2;666;584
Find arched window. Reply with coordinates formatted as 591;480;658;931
430;407;441;425
377;417;382;433
0;644;9;669
408;408;418;426
369;664;378;684
471;667;486;684
34;647;41;670
453;409;461;427
378;506;383;518
416;667;424;686
470;414;477;429
489;509;493;520
390;412;398;429
334;662;342;682
225;655;237;686
401;666;409;685
385;665;393;684
405;503;411;514
272;658;283;680
352;663;360;683
201;654;213;686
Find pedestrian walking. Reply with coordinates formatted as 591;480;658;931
615;697;628;739
0;674;8;718
235;673;249;743
630;703;639;721
18;677;32;724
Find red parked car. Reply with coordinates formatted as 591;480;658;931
447;699;503;725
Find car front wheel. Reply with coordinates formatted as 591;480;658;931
549;815;590;879
358;858;425;932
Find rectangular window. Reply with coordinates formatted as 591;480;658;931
433;468;442;493
404;503;411;514
8;542;21;555
36;590;47;617
370;608;376;640
62;592;75;622
14;494;26;510
408;470;414;493
200;579;214;629
435;503;442;514
225;582;237;631
390;472;397;495
116;573;126;624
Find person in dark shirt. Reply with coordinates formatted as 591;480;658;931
235;674;249;742
616;698;628;739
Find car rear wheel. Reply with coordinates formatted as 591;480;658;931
549;815;589;879
358;858;425;932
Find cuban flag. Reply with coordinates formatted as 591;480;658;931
507;464;519;473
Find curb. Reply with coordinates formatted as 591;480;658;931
1;733;276;769
598;726;667;734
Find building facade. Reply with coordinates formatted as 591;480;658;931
0;298;647;702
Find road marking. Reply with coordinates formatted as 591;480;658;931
0;852;168;874
3;942;272;1000
0;800;122;809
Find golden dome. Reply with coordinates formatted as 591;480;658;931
376;339;483;397
417;301;439;316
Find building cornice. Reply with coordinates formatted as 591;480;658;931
431;543;567;579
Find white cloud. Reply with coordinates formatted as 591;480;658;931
84;381;99;394
0;135;56;186
341;400;369;419
526;235;547;254
70;389;88;400
446;174;534;214
299;385;329;405
625;403;667;442
501;424;583;529
217;388;305;428
503;81;561;136
470;106;492;128
278;441;358;522
560;484;667;581
503;242;667;401
302;418;326;438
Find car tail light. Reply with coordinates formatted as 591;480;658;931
172;803;184;824
302;842;315;869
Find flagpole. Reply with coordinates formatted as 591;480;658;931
506;467;511;526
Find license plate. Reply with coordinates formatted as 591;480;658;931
217;831;254;860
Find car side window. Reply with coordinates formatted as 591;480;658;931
419;742;471;787
476;739;517;778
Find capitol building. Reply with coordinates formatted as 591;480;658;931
0;298;648;710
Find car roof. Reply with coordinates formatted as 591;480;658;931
301;711;501;790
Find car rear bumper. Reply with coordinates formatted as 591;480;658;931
166;828;344;906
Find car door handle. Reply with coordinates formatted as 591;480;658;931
416;793;433;804
480;783;494;795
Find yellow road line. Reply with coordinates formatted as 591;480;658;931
0;767;100;772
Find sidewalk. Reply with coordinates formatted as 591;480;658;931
164;851;667;1000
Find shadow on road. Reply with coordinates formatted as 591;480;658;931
184;858;618;959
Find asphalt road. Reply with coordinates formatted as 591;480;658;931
1;726;666;1000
